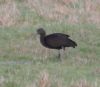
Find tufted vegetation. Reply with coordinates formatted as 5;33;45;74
0;0;100;87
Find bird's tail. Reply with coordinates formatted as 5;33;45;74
69;39;77;48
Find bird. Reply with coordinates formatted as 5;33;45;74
37;28;77;60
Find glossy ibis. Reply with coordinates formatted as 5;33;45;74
37;28;77;60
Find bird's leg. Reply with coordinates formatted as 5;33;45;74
45;48;48;60
58;50;61;60
60;46;65;61
61;46;65;51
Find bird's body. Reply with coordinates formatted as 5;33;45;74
37;28;77;59
40;33;76;49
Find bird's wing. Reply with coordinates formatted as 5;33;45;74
45;34;68;47
53;33;70;37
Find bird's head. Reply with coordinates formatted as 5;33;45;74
37;28;46;36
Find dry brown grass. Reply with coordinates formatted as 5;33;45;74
38;71;50;87
0;0;100;26
0;0;20;26
27;0;74;21
27;0;100;24
26;71;64;87
70;79;93;87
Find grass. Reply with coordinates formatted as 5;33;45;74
0;60;100;87
0;23;100;87
0;0;100;87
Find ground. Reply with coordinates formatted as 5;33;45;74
0;0;100;87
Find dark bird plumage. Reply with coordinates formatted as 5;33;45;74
37;28;77;59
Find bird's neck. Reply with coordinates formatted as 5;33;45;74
40;35;46;46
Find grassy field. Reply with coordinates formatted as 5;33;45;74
0;0;100;87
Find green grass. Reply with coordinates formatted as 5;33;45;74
0;0;100;87
0;23;100;87
0;60;100;87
